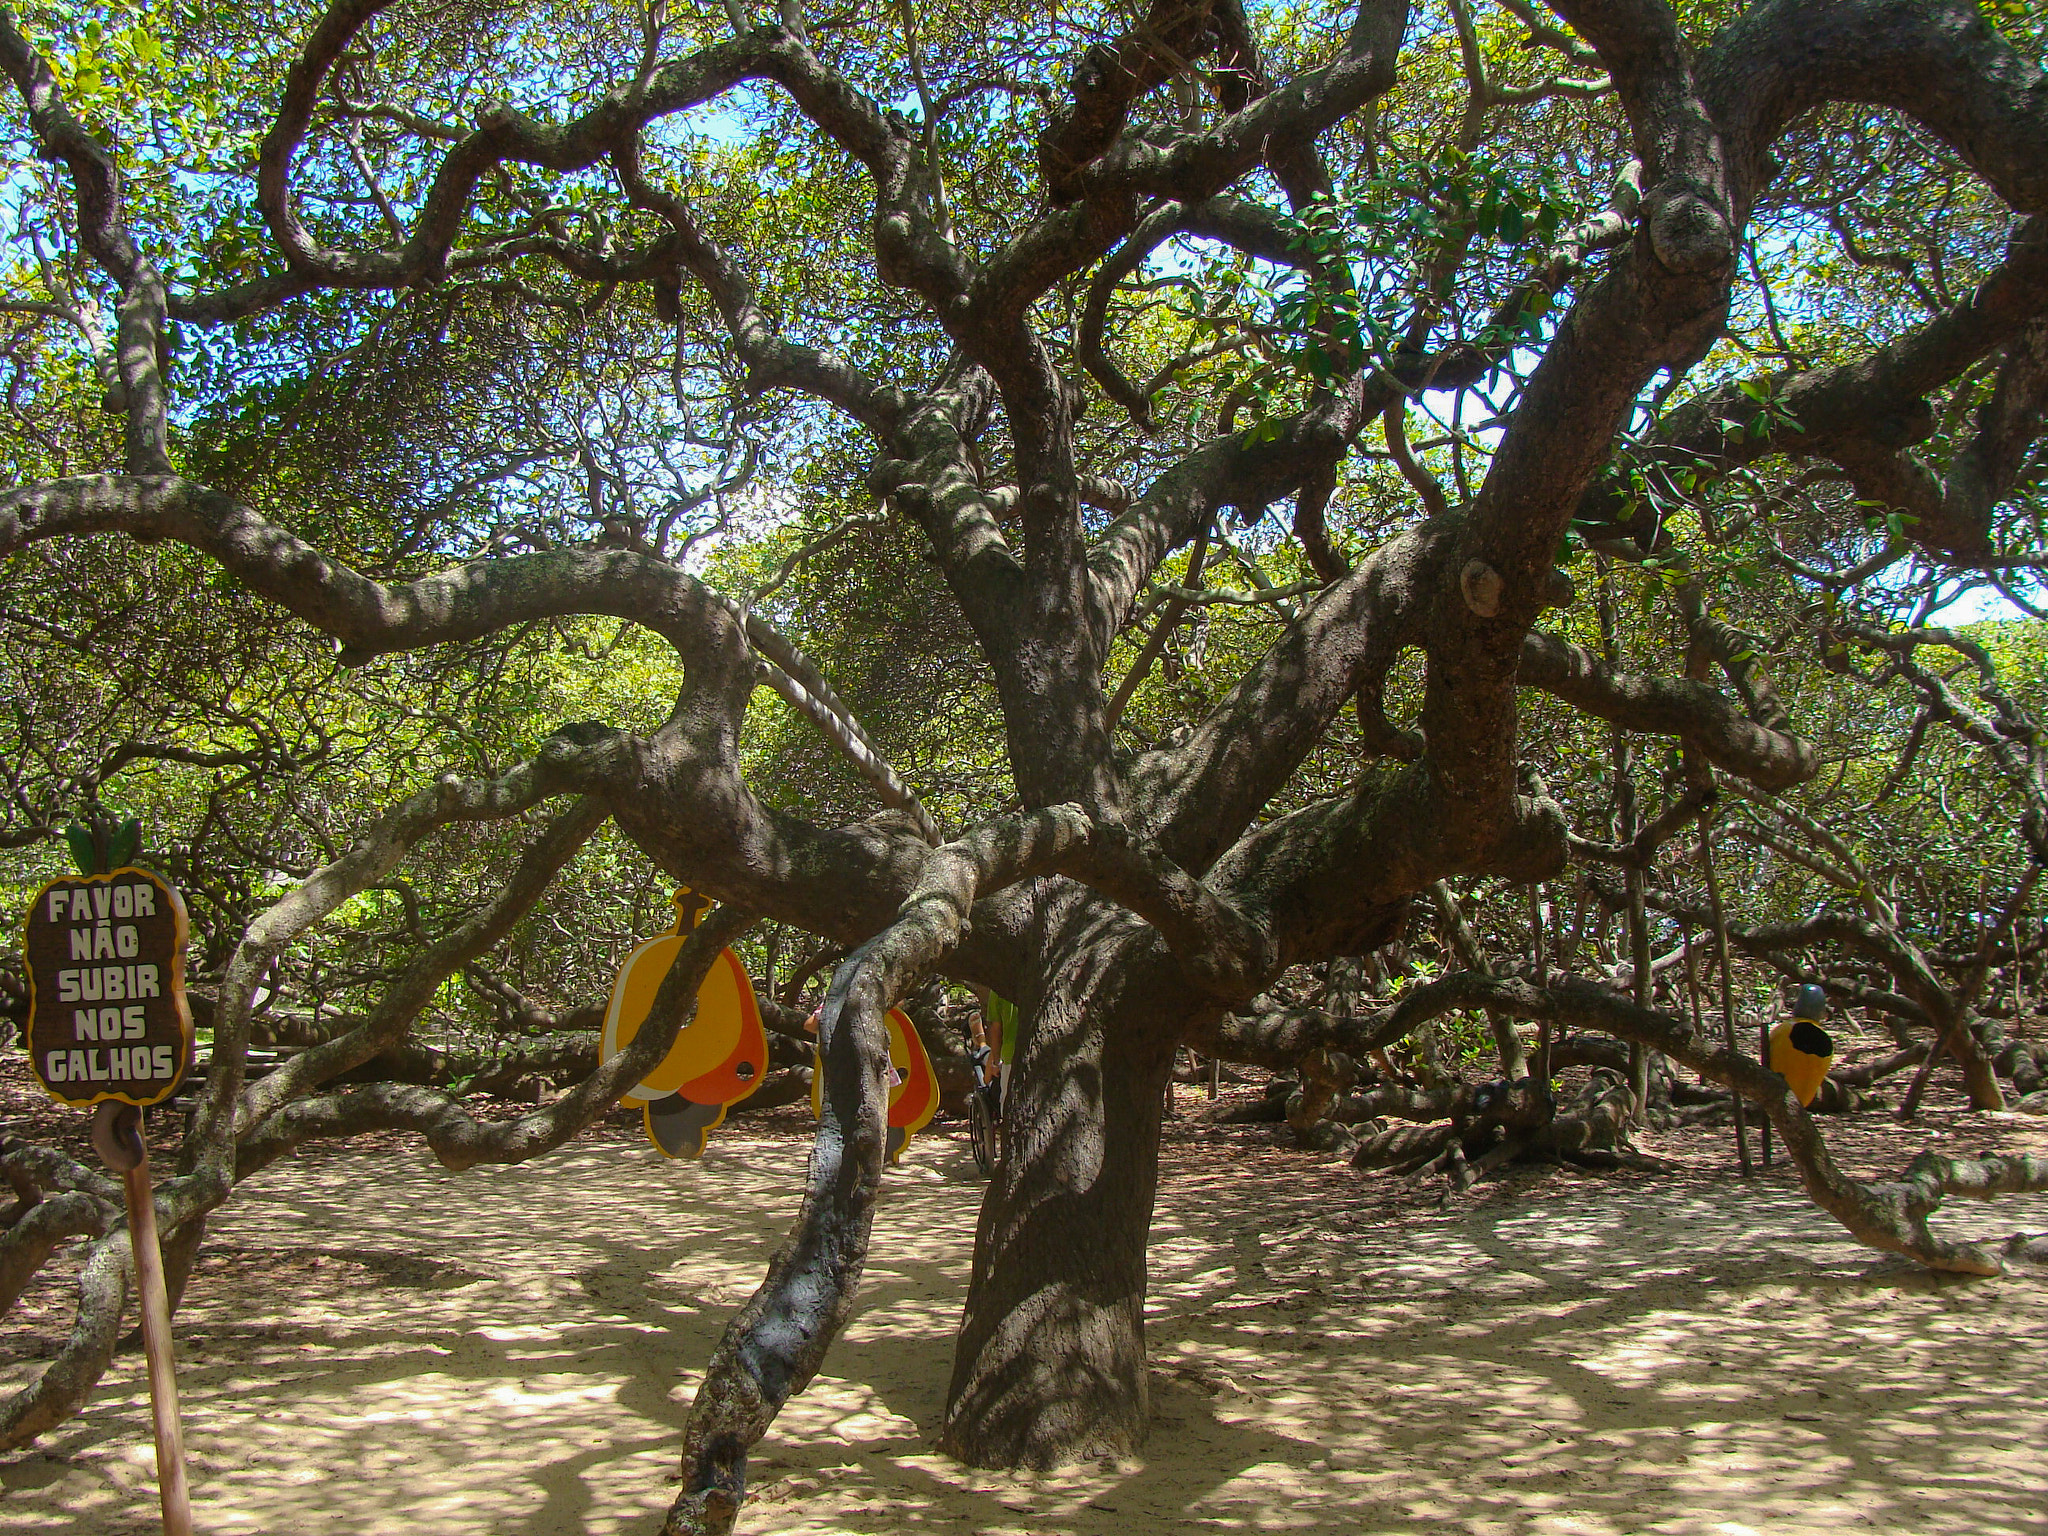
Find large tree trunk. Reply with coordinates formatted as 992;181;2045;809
937;891;1191;1469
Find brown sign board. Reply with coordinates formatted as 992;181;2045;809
23;868;193;1109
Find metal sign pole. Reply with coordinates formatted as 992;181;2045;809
92;1103;192;1536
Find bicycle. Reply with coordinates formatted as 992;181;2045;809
966;1043;1002;1176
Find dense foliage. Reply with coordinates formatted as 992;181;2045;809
5;2;2048;1532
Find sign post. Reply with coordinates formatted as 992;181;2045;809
91;1101;193;1536
22;826;194;1535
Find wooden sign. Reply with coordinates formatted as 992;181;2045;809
23;837;194;1535
23;868;192;1109
599;891;769;1159
810;1007;939;1164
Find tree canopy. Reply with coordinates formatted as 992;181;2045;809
5;2;2048;1532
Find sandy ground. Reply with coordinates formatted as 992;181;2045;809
5;1097;2048;1536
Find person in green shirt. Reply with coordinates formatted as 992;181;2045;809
986;993;1017;1111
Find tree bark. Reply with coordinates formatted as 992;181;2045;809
937;892;1190;1468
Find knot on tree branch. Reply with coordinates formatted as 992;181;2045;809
473;99;525;133
1477;789;1571;885
1643;184;1733;275
1460;559;1504;617
865;456;915;498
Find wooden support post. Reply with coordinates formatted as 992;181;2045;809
1698;808;1753;1176
1897;1016;1953;1121
1528;883;1552;1089
1625;854;1652;1120
1595;560;1654;1121
1757;995;1775;1167
92;1103;192;1536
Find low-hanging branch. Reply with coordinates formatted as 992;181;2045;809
7;0;2048;1510
235;904;758;1176
668;853;970;1536
1211;970;2048;1276
0;879;759;1454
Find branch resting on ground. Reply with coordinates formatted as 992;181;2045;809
1208;972;2048;1276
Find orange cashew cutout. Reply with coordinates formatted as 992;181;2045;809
599;891;768;1158
809;1006;939;1164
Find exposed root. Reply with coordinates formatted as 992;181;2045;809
0;1234;128;1451
0;1191;112;1318
1836;1042;1930;1088
1350;1121;1458;1170
1559;1147;1678;1174
1994;1039;2045;1097
1337;1074;1638;1197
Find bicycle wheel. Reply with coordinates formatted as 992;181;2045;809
968;1088;998;1175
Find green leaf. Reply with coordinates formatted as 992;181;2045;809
65;824;100;875
109;818;142;869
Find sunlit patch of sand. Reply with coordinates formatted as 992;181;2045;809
5;1113;2047;1535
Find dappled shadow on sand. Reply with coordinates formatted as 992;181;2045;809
4;1114;2047;1535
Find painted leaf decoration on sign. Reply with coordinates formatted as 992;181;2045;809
109;819;142;870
